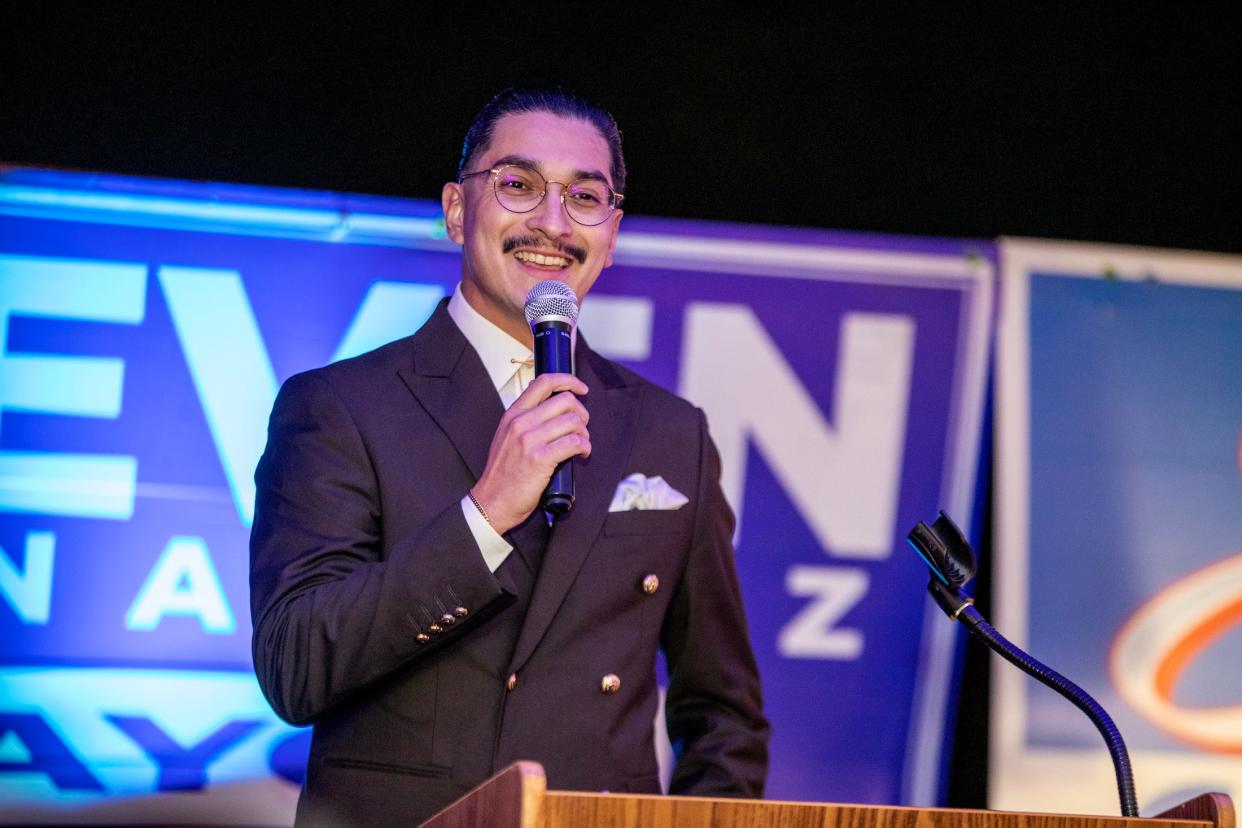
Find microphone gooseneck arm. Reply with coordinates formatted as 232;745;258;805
932;582;1139;817
911;513;1140;818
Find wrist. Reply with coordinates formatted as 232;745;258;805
467;489;491;527
469;485;520;535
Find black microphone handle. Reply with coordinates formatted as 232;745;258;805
532;318;574;515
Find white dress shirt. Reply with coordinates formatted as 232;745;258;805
447;283;534;572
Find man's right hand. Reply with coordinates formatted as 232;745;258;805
470;373;591;535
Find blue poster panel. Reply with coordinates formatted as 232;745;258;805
993;239;1242;816
0;169;991;820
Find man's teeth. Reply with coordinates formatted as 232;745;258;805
514;251;571;267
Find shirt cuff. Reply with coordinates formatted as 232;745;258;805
460;494;513;573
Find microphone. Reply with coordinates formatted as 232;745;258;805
908;511;1140;817
523;280;580;516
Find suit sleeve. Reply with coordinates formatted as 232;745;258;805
661;408;771;797
249;371;508;726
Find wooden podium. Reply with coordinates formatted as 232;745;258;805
419;761;1235;828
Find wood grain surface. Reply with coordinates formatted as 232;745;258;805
421;762;1234;828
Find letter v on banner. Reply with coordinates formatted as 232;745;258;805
680;303;914;558
158;268;442;526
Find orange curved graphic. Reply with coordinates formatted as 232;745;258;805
1110;553;1242;754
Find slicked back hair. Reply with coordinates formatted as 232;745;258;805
458;87;627;195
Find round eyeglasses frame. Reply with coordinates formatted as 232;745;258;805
458;164;624;227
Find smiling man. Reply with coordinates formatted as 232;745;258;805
250;87;769;826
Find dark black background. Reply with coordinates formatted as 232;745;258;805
3;9;1239;253
2;7;1237;807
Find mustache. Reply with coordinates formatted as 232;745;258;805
502;235;587;265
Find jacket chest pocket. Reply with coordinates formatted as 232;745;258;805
601;508;687;538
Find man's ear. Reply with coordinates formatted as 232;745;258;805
602;209;623;268
442;182;466;244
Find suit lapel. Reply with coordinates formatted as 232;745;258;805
397;300;504;480
507;341;640;674
400;306;641;673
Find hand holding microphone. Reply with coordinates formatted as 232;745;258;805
469;281;586;533
524;280;580;515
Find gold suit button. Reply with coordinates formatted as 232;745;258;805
428;624;443;634
641;574;660;594
506;673;518;691
454;606;469;618
601;674;621;694
439;613;456;626
415;633;431;644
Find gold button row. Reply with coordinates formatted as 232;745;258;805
415;606;468;645
503;672;622;695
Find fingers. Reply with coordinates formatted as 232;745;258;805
501;376;589;436
511;391;588;430
471;375;591;534
514;411;592;464
508;373;587;413
547;431;591;462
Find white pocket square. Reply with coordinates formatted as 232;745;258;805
608;473;689;512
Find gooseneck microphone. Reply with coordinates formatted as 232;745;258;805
908;511;1140;817
523;280;580;516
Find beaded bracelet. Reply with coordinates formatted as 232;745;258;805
467;491;491;526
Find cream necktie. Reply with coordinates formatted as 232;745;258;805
499;357;534;409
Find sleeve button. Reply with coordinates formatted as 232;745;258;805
600;674;621;694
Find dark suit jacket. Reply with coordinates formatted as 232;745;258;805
250;301;769;825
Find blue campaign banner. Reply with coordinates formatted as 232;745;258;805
0;168;992;821
993;239;1242;816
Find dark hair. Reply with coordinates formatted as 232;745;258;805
458;87;627;195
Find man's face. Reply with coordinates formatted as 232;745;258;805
442;110;623;344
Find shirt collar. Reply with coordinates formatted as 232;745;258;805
447;283;532;393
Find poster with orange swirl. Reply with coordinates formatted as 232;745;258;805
994;239;1242;816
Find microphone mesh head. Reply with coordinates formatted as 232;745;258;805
524;280;580;325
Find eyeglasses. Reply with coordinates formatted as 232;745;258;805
458;164;624;227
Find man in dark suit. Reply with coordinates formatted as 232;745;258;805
249;87;769;826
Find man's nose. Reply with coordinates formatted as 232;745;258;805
526;183;573;239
